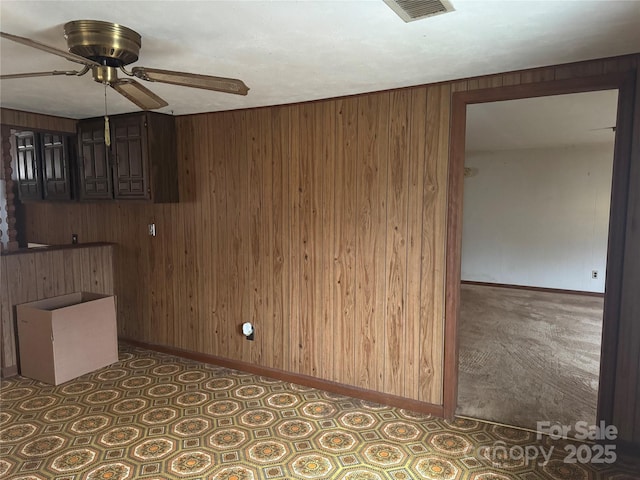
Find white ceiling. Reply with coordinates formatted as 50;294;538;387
0;1;639;120
466;89;619;151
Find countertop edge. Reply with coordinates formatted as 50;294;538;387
1;242;115;257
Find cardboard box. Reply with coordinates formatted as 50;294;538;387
17;292;118;385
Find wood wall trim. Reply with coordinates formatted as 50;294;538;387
120;338;445;416
443;85;466;418
612;60;640;443
460;281;605;298
451;71;634;104
444;70;638;425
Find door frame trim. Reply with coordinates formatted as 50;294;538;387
442;71;638;424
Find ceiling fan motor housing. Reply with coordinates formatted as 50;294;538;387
64;20;141;67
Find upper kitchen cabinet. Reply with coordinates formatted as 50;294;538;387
77;118;112;200
77;112;178;203
14;130;73;202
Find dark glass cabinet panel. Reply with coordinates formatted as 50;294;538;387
41;133;72;200
15;132;42;201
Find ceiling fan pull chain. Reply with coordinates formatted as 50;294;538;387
104;84;111;147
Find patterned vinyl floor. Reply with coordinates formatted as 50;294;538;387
0;344;638;480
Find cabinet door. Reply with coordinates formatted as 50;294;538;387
15;132;42;201
112;115;149;199
78;120;112;200
41;133;72;200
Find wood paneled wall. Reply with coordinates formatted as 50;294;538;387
19;55;640;427
21;88;450;404
0;244;114;375
0;108;77;133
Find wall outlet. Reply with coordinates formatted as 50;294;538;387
242;322;255;341
592;270;598;279
148;223;156;237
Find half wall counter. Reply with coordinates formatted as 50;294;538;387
0;242;115;377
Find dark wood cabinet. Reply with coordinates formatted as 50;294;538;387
15;132;41;201
41;133;73;200
78;119;113;200
112;115;149;199
76;112;177;202
14;130;73;202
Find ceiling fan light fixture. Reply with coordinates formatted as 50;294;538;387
92;65;119;84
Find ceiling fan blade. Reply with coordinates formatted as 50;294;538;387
132;67;249;96
111;79;169;110
1;69;84;80
0;31;100;68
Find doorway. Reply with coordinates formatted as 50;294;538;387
442;72;637;432
455;90;618;430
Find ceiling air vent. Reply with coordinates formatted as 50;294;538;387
384;0;454;22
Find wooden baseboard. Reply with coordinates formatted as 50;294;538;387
120;337;444;417
1;365;18;378
461;280;605;298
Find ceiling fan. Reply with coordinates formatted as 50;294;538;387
0;20;249;110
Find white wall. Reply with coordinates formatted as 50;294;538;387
461;143;614;293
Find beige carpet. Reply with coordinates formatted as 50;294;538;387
457;284;604;432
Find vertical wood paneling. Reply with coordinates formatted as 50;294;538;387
0;108;76;133
289;106;302;372
320;102;336;380
208;114;228;357
520;67;555;84
247;108;266;366
384;90;410;396
194;115;211;354
554;60;604;80
420;84;450;403
176;117;198;350
270;107;290;371
355;92;389;390
261;109;275;368
334;97;358;386
297;102;323;377
0;254;13;369
501;72;522;86
405;88;428;400
13;55;639;427
234;112;251;359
